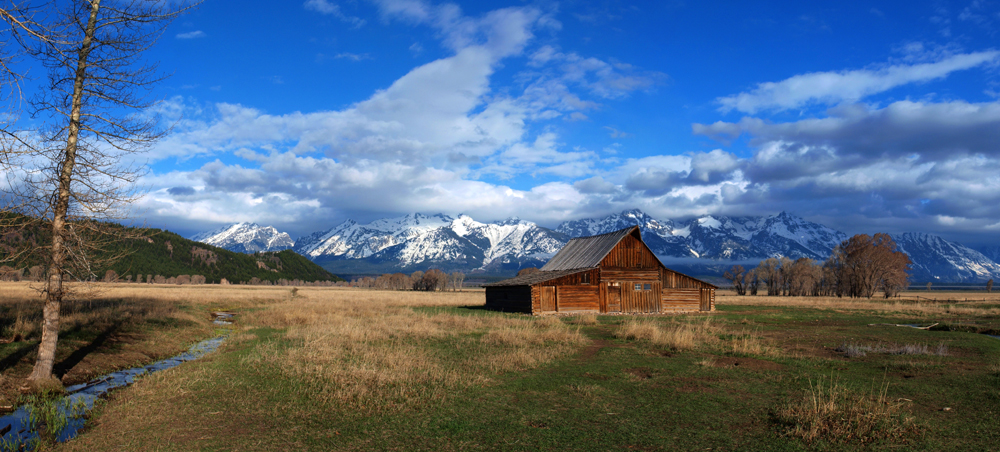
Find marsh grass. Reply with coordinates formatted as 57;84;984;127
0;281;249;404
718;293;1000;317
614;317;719;350
41;286;1000;451
570;313;599;325
242;289;587;413
23;393;87;441
836;342;949;358
774;376;919;445
729;328;782;357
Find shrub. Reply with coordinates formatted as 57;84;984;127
774;376;919;445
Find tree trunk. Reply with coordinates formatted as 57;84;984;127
28;0;101;382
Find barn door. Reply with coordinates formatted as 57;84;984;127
699;289;711;311
607;283;621;313
540;286;557;313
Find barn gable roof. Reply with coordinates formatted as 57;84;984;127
540;226;640;271
482;268;589;287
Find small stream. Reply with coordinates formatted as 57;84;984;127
0;313;233;449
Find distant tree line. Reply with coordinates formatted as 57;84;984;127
724;233;912;299
350;269;466;291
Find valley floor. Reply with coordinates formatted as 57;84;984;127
1;283;998;450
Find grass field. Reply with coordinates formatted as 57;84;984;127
1;283;998;450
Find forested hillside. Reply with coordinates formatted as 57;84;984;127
0;217;341;284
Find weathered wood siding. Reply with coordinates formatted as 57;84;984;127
661;267;715;289
485;286;533;313
556;285;600;312
525;269;601;314
700;288;715;311
540;286;557;312
619;280;660;313
660;288;701;311
599;234;660;269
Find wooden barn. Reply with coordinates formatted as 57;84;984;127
484;226;716;314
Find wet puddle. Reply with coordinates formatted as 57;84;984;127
0;312;234;449
212;311;235;325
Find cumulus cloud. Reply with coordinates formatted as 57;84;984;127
698;100;1000;163
145;2;1000;248
143;2;688;235
691;97;1000;243
717;50;1000;114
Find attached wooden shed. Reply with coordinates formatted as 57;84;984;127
484;226;716;315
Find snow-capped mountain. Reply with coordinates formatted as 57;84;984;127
891;233;1000;283
557;210;846;261
979;246;1000;265
293;213;567;273
200;210;998;282
190;222;294;253
294;213;456;261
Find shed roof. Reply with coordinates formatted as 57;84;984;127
482;268;590;287
539;226;640;271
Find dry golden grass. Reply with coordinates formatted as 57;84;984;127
775;376;919;444
614;316;720;351
239;288;586;412
717;292;1000;317
570;313;600;325
729;328;784;357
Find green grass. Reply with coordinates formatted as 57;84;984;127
58;303;1000;451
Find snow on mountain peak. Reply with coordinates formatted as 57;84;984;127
290;213;566;271
238;209;1000;282
696;216;722;229
191;222;294;253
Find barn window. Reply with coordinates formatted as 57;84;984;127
581;273;590;284
644;283;651;291
634;283;642;291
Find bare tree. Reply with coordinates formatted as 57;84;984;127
415;269;448;291
826;233;911;299
745;268;759;296
2;3;54;128
755;258;782;296
723;265;747;295
1;1;194;383
786;258;820;297
449;271;465;291
988;279;994;293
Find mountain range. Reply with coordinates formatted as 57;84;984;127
191;222;294;253
190;210;1000;283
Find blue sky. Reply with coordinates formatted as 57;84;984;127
125;0;1000;246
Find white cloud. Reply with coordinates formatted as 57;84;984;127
304;0;366;27
139;3;734;236
717;50;1000;114
175;30;205;39
373;0;547;60
334;52;373;61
